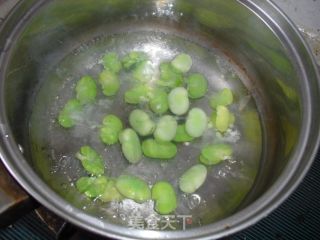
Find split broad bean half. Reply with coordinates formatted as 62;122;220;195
58;99;82;128
75;146;105;175
100;114;123;145
75;75;97;105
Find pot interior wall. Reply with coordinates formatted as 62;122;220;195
2;0;301;229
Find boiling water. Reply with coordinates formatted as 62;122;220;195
29;30;262;229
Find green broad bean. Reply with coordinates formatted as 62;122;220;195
186;73;208;99
149;88;169;114
102;52;122;73
133;61;154;83
76;146;105;175
185;108;207;138
213;106;233;133
168;87;190;116
200;143;233;165
76;176;95;193
129;109;155;136
142;139;177;159
76;176;108;198
179;164;207;194
157;62;183;88
210;88;233;109
154;115;177;142
100;179;123;202
122;51;148;70
124;85;150;104
173;124;194;143
152;181;177;214
99;70;120;97
171;53;192;73
211;106;236;133
119;128;142;164
115;175;151;203
100;115;123;145
75;76;97;105
58;99;82;128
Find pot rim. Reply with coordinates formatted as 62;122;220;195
0;0;319;239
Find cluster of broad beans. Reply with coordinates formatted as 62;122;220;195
58;51;234;215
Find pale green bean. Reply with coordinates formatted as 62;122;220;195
133;61;154;83
152;181;177;214
99;70;120;96
129;109;155;136
142;139;177;159
179;164;207;194
76;176;108;198
124;85;150;104
58;99;82;128
185;108;207;137
149;88;169;114
100;115;123;145
186;73;208;99
115;175;151;203
154;115;177;142
100;179;123;202
210;88;233;108
168;87;190;115
173;124;194;143
75;76;97;105
171;53;192;73
75;146;104;175
157;62;183;88
212;106;233;133
102;52;122;73
200;143;233;165
119;128;142;164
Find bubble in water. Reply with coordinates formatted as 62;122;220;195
187;194;201;210
18;144;24;153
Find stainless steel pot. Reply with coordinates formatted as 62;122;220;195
0;0;319;239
